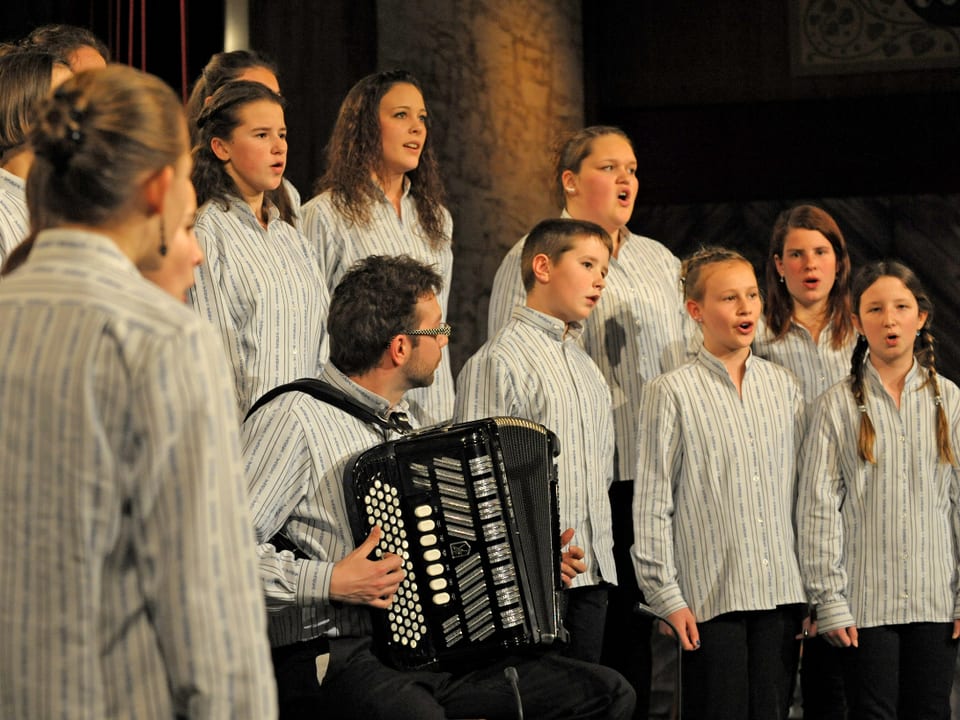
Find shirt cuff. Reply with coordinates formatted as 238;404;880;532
296;557;334;605
645;582;688;619
813;599;855;634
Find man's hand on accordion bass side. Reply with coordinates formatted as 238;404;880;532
330;526;405;608
559;527;586;587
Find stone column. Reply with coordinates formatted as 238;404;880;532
377;0;584;371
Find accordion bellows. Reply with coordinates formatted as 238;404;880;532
344;416;568;671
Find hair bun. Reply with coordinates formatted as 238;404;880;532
33;87;88;172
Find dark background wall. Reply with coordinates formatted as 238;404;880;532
583;1;960;380
4;0;959;379
583;2;960;203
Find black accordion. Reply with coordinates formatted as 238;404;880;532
343;416;568;671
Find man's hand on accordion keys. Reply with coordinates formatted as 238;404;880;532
330;525;405;608
559;527;586;587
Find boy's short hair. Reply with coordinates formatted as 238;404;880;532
520;218;612;292
329;255;444;376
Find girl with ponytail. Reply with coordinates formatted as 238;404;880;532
797;260;960;719
188;80;329;415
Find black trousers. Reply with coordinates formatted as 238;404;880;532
563;584;610;663
842;622;958;720
800;633;848;720
271;636;636;720
682;605;803;720
600;480;653;720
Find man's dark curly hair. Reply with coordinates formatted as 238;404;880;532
329;254;443;375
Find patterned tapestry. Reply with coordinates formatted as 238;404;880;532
791;0;960;74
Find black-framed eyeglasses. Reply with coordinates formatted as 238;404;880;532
404;322;452;339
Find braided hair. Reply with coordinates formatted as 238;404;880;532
680;245;752;302
850;260;955;465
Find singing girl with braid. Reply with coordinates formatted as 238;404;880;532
633;246;806;719
797;260;960;720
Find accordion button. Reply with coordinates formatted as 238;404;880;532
423;548;441;562
429;578;447;591
414;504;432;518
420;533;438;546
417;519;436;532
433;592;451;605
426;563;444;576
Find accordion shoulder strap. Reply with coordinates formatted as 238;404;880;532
244;377;393;432
244;377;393;561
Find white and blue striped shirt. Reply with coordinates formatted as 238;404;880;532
0;167;28;263
753;317;855;413
633;348;807;622
797;359;960;633
487;218;691;483
241;362;408;646
0;229;277;719
301;183;454;426
454;305;617;588
188;197;330;416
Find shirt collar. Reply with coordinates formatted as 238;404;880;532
30;228;142;278
788;317;834;345
376;175;412;204
510;304;583;341
694;344;756;380
862;353;925;394
321;361;413;424
227;195;280;227
0;167;26;193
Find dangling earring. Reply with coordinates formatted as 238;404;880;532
159;217;167;257
779;275;785;283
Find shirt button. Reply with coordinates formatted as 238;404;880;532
762;559;769;566
752;475;760;482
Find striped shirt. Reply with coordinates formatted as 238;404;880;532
753;317;856;412
0;167;28;262
188;196;330;416
301;183;454;426
632;348;806;622
797;359;960;633
0;229;277;719
283;177;302;229
453;305;617;588
487;217;691;483
241;362;408;646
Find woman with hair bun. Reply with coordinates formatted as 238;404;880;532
0;65;277;719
